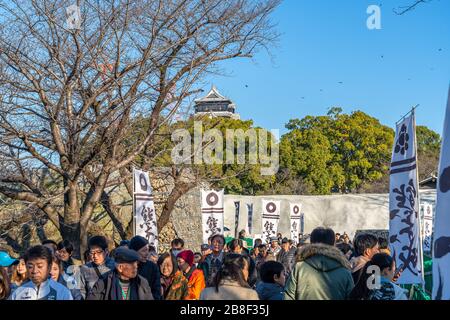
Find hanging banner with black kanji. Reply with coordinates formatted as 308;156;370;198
290;203;302;244
133;169;158;251
234;201;240;238
261;200;281;244
247;203;254;235
201;189;224;243
433;87;450;300
389;112;423;285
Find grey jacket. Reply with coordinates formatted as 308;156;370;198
79;257;115;299
276;247;296;277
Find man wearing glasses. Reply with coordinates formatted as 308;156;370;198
79;236;115;299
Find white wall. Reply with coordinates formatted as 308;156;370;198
223;190;436;240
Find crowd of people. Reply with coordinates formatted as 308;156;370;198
0;228;411;300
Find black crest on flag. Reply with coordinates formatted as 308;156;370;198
293;205;299;214
206;192;219;206
439;166;450;193
266;202;277;213
434;237;450;259
394;124;409;155
139;173;148;191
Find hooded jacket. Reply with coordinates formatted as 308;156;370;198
284;243;354;300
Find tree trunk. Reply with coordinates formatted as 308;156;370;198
62;179;82;259
157;181;192;230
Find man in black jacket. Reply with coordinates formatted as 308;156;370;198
129;236;162;300
87;247;153;300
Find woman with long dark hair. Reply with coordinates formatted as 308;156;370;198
349;253;407;300
200;253;259;300
157;253;188;300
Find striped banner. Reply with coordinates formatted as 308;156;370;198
201;189;224;243
290;203;302;243
133;169;158;251
261;200;280;244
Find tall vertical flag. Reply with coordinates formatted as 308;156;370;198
422;204;433;253
133;169;158;251
234;201;240;238
389;111;423;285
290;203;302;244
247;203;254;235
201;190;224;243
261;200;281;244
300;213;305;235
433;87;450;300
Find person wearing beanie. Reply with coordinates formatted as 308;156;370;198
176;250;206;300
129;236;162;300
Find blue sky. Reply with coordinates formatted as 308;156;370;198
204;0;450;136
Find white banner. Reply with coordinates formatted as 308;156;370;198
433;87;450;300
133;169;158;251
201;190;224;244
290;203;302;244
134;169;152;195
261;200;280;244
422;203;433;253
388;112;423;285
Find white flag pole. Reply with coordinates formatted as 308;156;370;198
412;108;426;290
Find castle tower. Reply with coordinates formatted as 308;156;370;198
194;86;240;120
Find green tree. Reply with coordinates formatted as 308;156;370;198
416;125;441;181
131;116;276;196
280;110;394;194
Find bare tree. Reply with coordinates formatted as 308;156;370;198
393;0;433;15
0;0;280;256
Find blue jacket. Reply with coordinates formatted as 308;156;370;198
10;279;73;300
255;282;284;300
